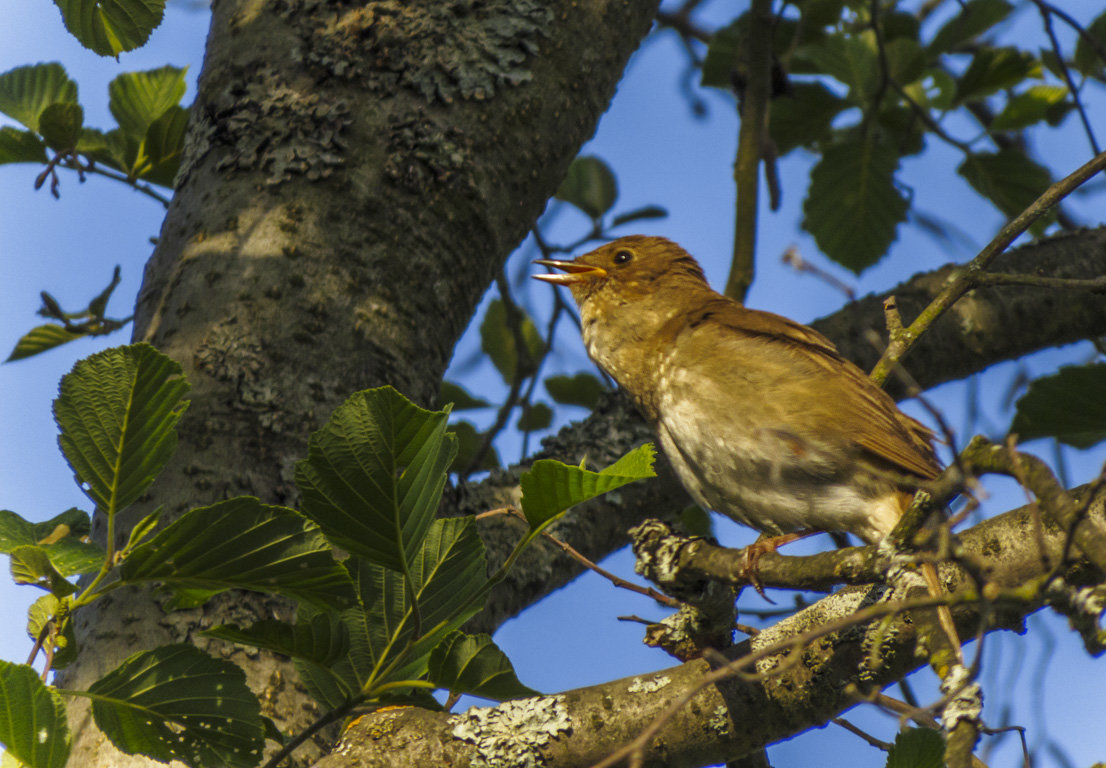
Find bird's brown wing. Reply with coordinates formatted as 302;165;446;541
689;298;941;481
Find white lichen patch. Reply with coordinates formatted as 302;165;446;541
627;674;671;694
707;705;732;736
939;664;983;730
450;695;571;768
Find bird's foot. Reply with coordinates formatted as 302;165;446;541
739;530;818;601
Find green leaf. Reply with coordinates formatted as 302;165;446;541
202;614;349;666
701;18;742;89
479;299;544;383
885;728;946;768
0;508;103;581
121;507;161;552
544;372;606;409
88;645;264;768
296;386;456;573
1010;364;1106;449
928;0;1013;54
37;103;83;150
1073;11;1106;76
0;660;70;768
802;33;880;101
53;343;190;515
520;443;657;532
440;381;490;411
516;402;552;432
883;38;927;86
555;156;617;219
27;595;78;669
801;138;908;273
953;47;1040;105
6;324;86;362
448;421;499;473
428;631;537;701
991;85;1068;131
768;82;846;155
120;497;356;609
52;0;167;57
0;127;48;165
0;63;77;133
610;205;667;228
292;658;354;710
138;104;189;187
957;149;1052;220
9;546;76;596
108;66;186;138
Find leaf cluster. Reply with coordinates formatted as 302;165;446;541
0;344;656;768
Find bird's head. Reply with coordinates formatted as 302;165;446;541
532;235;710;306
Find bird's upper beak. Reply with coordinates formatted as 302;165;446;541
531;259;608;285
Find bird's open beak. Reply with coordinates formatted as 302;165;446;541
531;259;608;285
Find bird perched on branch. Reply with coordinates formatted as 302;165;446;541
533;235;957;646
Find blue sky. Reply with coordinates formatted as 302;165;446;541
2;1;1105;766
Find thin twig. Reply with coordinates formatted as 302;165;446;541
1031;0;1100;154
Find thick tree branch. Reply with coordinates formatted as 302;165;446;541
319;492;1105;768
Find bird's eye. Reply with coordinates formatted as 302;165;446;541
613;250;633;265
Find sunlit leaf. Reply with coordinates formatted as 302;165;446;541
0;63;77;133
6;325;86;362
0;127;48;165
27;595;78;669
108;66;186;138
0;660;70;768
520;443;657;532
37;103;83;150
991;85;1068;131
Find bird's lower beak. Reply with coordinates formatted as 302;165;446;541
532;259;608;285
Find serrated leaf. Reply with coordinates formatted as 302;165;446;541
957;149;1052;220
291;657;354;709
479;299;544;383
9;546;76;596
769;82;846;155
27;595;78;670
108;66;186;138
296;387;457;573
801;138;908;273
953;47;1040;105
428;631;537;701
440;381;490;410
520;443;657;532
328;516;488;699
610;205;667;228
1010;364;1106;449
52;0;167;57
555;156;617;219
1073;12;1106;76
516;402;552;432
120;497;356;609
53;343;190;516
6;324;86;362
885;728;946;768
991;85;1068;131
0;660;70;768
138;104;189;187
202;614;349;666
544;372;606;409
928;0;1013;54
0;63;77;133
448;421;499;473
0;127;48;165
88;645;264;768
37;103;83;150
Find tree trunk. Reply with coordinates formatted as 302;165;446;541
56;1;661;765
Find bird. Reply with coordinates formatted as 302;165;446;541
533;235;958;650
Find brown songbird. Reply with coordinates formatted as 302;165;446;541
532;235;941;550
